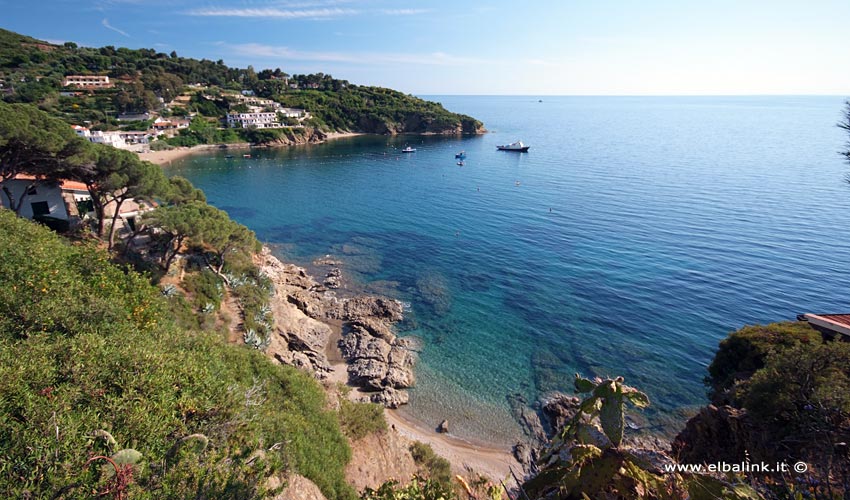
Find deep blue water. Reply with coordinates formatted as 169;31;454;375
170;96;850;444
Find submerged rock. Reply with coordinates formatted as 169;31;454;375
508;393;547;444
540;392;581;437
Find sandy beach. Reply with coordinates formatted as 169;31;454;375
257;248;520;485
385;407;521;483
139;131;365;166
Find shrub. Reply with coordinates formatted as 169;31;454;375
409;442;452;486
361;476;458;500
337;399;387;440
706;321;820;404
182;269;224;312
0;211;356;499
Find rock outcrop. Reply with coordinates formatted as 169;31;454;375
539;392;581;437
270;474;328;500
672;404;753;464
339;318;416;408
257;248;415;408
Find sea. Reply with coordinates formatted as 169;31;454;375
169;96;850;445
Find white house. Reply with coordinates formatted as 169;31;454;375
88;131;128;149
226;112;282;129
0;175;91;221
1;175;155;235
63;75;113;89
279;107;306;118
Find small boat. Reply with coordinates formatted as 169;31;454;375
497;140;530;152
455;151;466;159
243;154;252;158
457;160;465;166
401;146;416;153
224;155;234;159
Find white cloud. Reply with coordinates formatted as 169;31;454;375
184;7;356;19
379;8;430;16
101;18;130;37
223;42;489;66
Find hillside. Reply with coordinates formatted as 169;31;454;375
0;28;484;136
0;209;357;499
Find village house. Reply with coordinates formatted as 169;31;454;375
117;112;152;122
798;313;850;341
62;75;113;89
279;107;306;119
226;111;282;129
118;131;152;145
72;125;139;151
1;175;155;234
151;116;190;133
0;175;91;222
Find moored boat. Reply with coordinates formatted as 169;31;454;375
455;151;466;159
497;140;529;152
401;146;416;153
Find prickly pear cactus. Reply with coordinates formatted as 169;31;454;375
93;429;117;452
599;395;625;447
166;433;209;464
112;448;142;465
102;448;143;477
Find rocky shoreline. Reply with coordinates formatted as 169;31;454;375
256;247;417;409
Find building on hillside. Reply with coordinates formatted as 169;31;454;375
88;131;128;149
1;175;155;234
0;175;91;222
226;112;283;129
152;117;190;133
72;125;90;138
118;131;152;145
73;126;149;151
798;313;850;341
117;112;152;122
63;75;113;89
279;107;306;118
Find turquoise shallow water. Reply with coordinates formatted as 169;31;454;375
170;96;850;444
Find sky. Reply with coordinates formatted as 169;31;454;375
2;0;850;95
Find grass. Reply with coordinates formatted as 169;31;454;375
0;210;357;499
338;399;388;441
409;441;452;486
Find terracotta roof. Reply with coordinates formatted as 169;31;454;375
801;313;850;337
817;314;850;328
11;174;88;192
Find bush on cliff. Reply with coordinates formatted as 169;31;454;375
682;322;850;498
706;321;821;404
0;210;356;499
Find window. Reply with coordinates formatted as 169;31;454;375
26;186;37;195
31;201;50;216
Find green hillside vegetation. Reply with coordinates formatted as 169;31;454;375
0;209;357;499
0;27;483;137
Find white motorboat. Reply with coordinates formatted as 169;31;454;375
496;140;530;152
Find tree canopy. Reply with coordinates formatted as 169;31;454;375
0;101;92;212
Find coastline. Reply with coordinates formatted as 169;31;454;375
255;246;520;485
385;407;521;482
139;131;365;166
